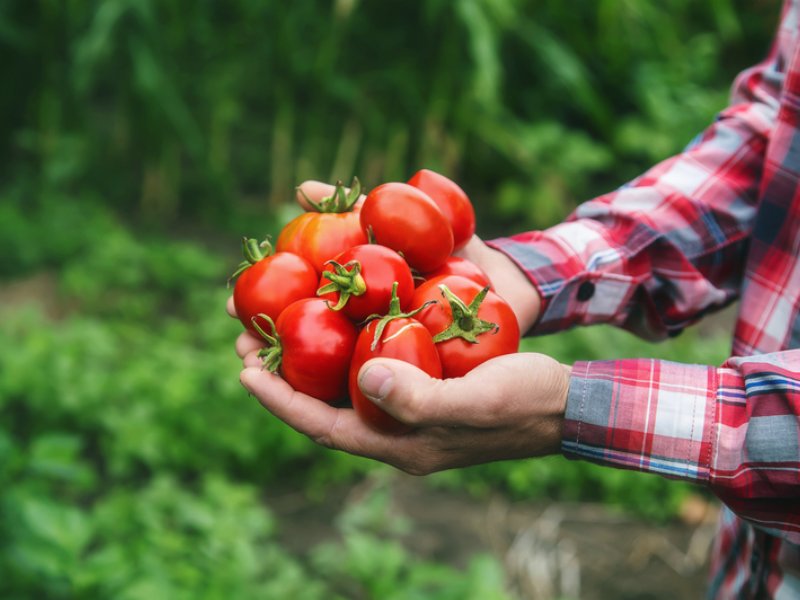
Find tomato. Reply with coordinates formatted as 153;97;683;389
252;298;358;404
276;179;367;273
359;182;453;272
411;275;520;378
231;237;318;333
407;169;476;251
421;256;492;289
318;244;415;321
348;284;442;433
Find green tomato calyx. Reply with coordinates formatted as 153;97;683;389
317;260;368;311
228;236;274;286
251;313;283;373
431;284;498;344
364;282;434;351
300;177;362;214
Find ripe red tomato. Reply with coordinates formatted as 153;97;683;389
359;182;453;272
252;298;358;404
421;256;492;289
411;275;520;378
276;180;367;273
407;169;476;251
348;286;442;433
231;238;318;333
318;244;415;321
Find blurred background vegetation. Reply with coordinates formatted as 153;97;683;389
0;0;778;597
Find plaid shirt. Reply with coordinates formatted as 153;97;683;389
489;1;800;597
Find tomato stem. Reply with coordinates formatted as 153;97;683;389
431;284;498;344
409;267;426;285
317;260;367;311
300;177;362;214
250;313;283;373
365;282;435;351
227;236;274;287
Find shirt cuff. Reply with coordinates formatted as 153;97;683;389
561;359;718;484
487;224;640;336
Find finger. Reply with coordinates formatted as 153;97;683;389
240;367;416;461
295;181;337;210
226;296;237;318
356;358;477;427
243;349;263;369
236;330;264;358
295;180;366;211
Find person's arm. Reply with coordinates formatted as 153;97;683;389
564;351;800;544
234;318;800;543
486;14;787;339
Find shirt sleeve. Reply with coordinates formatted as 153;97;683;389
562;352;800;543
487;14;787;340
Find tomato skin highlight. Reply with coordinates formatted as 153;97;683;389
273;298;358;403
359;182;453;273
318;245;415;322
234;252;318;333
276;211;367;274
407;169;476;251
411;275;520;379
349;318;442;433
422;256;492;289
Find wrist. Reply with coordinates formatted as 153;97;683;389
461;238;542;332
547;362;571;454
523;355;571;457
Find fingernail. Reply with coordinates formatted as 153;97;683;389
359;364;394;403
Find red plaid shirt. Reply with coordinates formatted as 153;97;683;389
489;1;800;597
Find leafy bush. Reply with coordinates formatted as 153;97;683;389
0;0;777;232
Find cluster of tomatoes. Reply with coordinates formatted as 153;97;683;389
231;169;520;433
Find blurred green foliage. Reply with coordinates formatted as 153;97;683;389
0;0;778;596
0;0;777;232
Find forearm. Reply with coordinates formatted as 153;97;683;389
563;353;800;543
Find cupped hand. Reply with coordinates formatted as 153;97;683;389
239;351;570;475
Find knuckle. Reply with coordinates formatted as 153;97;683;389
310;404;343;451
312;431;335;449
399;450;439;476
401;461;432;477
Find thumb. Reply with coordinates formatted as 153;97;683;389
357;358;462;427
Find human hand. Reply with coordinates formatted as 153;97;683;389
237;342;570;474
452;235;541;332
226;177;556;473
294;180;543;332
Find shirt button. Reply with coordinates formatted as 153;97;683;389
576;281;595;302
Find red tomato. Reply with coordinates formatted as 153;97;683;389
407;169;476;251
349;316;442;434
421;256;492;289
347;283;442;433
359;182;453;272
411;275;520;378
252;298;358;404
318;244;415;321
276;180;367;273
231;237;318;333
